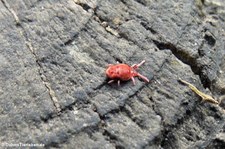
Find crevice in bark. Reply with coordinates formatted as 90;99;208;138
152;39;200;73
134;0;147;6
1;0;20;25
2;0;62;114
151;39;216;88
74;1;93;12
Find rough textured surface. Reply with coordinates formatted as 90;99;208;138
0;0;224;148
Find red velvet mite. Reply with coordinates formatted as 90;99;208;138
106;60;149;86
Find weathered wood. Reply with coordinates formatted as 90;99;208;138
0;0;224;148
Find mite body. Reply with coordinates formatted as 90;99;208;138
106;60;149;86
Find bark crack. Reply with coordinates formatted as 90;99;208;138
23;37;62;114
1;0;20;25
2;0;61;113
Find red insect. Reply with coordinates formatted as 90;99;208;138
106;60;149;86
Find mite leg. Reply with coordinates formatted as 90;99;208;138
137;73;149;82
108;80;115;84
117;80;120;86
108;80;121;86
131;77;136;85
131;60;146;69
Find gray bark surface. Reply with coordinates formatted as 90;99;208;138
0;0;224;148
